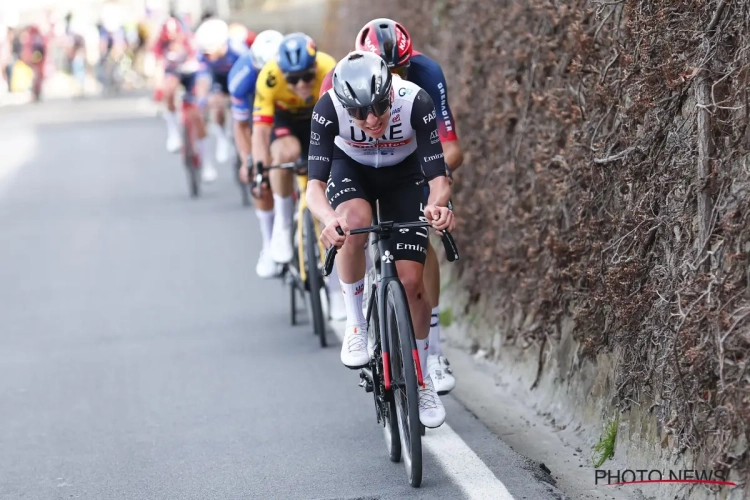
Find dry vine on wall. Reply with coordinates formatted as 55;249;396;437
335;0;750;486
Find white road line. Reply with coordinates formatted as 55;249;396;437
330;320;515;499
424;423;515;499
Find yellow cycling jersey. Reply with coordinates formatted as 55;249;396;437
252;51;337;125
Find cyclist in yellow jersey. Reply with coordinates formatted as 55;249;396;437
243;32;336;265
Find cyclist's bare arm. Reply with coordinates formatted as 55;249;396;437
234;121;252;169
251;122;272;168
443;141;464;172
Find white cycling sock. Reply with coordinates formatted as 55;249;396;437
164;111;178;134
273;194;294;228
340;278;366;327
416;338;429;377
255;209;274;251
428;307;442;356
209;121;226;139
198;138;209;161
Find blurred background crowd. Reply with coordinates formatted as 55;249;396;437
0;0;245;101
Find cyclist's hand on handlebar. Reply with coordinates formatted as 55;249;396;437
320;217;349;249
424;205;455;233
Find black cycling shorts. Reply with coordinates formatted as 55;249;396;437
271;111;312;158
326;148;428;264
211;73;230;94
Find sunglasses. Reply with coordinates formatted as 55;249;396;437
285;71;316;85
345;95;391;121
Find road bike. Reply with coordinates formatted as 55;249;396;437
323;212;459;487
253;159;329;346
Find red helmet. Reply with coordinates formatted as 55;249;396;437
246;30;257;47
161;17;183;41
355;18;412;69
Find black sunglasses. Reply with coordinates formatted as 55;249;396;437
285;71;316;85
345;96;391;121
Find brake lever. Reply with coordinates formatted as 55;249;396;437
323;226;345;277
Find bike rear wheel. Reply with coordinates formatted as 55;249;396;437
387;281;422;487
182;122;200;198
304;209;327;347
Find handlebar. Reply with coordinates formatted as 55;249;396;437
251;158;308;196
322;221;459;277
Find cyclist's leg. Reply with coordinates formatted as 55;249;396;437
421;183;456;393
208;74;231;162
326;153;373;367
377;164;446;427
193;72;216;180
267;115;305;264
162;70;182;152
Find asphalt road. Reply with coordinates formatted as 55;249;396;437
0;95;567;500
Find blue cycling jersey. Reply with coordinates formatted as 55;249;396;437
198;41;246;77
227;51;260;122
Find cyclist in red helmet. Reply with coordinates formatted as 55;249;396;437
319;18;464;395
153;15;202;155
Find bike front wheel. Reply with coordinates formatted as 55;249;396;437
386;280;422;487
303;209;327;347
182;123;200;198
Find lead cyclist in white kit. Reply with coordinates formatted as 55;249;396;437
306;51;455;428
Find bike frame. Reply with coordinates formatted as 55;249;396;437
294;172;327;283
364;221;425;391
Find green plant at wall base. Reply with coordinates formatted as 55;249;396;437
440;307;453;327
592;415;619;468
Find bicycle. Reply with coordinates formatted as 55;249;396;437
253;159;329;347
322;214;459;487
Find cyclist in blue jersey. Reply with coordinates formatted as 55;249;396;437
319;18;464;395
228;29;284;278
193;19;247;182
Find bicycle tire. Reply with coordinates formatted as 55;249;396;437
371;284;401;462
182;124;200;198
386;281;422;487
304;209;327;347
289;214;300;326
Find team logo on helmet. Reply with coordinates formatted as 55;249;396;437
306;38;317;57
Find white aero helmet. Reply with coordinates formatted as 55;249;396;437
251;30;284;70
195;18;229;54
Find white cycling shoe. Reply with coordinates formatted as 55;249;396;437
215;136;232;163
256;250;282;279
419;376;446;428
427;354;456;395
166;131;182;153
341;324;369;369
270;221;293;264
202;162;217;183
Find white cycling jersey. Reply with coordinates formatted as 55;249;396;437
308;75;444;181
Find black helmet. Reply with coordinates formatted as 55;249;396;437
332;51;393;120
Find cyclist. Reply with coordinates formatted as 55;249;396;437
193;18;246;180
307;51;454;428
249;32;336;265
152;16;198;154
228;29;284;278
319;18;463;395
